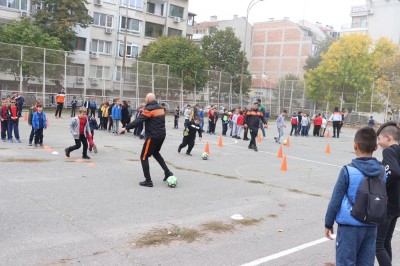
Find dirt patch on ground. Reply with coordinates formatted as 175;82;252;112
135;226;204;247
0;158;50;163
201;221;235;233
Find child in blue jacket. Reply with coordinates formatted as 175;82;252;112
32;104;47;147
325;127;386;266
111;99;122;135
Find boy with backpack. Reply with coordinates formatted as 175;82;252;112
325;127;386;266
375;122;400;266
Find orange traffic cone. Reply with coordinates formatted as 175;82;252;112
277;145;283;158
205;142;210;154
326;143;331;154
257;133;262;143
46;118;50;127
218;136;223;147
326;130;330;138
280;155;288;171
285;137;290;147
24;113;28;121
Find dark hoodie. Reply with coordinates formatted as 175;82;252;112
382;144;400;216
125;100;166;138
325;157;384;229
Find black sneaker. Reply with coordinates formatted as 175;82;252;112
29;142;32;146
178;147;181;153
82;155;91;160
254;146;258;152
186;152;192;156
139;180;153;187
163;171;174;182
248;145;254;149
65;148;70;158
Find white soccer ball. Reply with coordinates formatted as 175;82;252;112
201;152;209;160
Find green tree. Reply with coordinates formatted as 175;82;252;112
201;28;251;95
305;35;374;111
139;36;209;91
0;18;65;89
32;0;92;51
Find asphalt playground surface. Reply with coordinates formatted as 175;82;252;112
1;113;399;266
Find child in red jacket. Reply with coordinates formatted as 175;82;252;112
236;111;244;139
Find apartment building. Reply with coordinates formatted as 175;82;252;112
341;0;400;45
250;19;338;101
0;0;195;98
193;15;252;61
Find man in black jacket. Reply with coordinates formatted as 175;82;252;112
376;122;400;265
120;93;173;187
244;101;267;152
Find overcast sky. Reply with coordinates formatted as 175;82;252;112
188;0;366;30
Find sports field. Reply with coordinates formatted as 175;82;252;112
1;114;399;265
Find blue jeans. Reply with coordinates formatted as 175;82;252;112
7;120;20;140
376;214;398;266
336;224;376;266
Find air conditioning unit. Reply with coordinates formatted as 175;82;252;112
76;77;84;84
91;78;98;85
368;9;374;14
91;52;99;59
173;17;181;23
94;0;102;6
20;11;28;17
105;27;112;34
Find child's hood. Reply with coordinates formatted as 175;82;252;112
351;157;382;177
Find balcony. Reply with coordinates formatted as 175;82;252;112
146;0;165;17
350;5;368;17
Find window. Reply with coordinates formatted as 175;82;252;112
360;17;367;27
145;22;164;38
90;65;110;79
168;28;182;37
147;2;155;13
120;16;141;34
169;4;184;18
67;64;85;76
93;12;113;27
91;40;112;54
103;0;114;3
0;0;27;9
116;66;136;82
70;37;86;51
118;42;139;59
122;0;142;9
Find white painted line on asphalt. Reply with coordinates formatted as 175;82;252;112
240;236;335;266
235;145;342;168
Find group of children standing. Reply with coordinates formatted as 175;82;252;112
1;94;26;144
289;111;328;137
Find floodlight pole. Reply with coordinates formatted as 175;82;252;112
239;0;264;107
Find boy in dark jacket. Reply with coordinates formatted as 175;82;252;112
325;127;386;266
376;122;400;265
178;117;202;156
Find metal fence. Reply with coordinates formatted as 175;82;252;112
0;42;399;123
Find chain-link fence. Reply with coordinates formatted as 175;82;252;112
0;42;251;112
1;42;399;123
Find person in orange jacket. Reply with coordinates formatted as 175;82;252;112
55;87;66;118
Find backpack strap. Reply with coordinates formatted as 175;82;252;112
344;163;355;206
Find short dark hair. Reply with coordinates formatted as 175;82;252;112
377;122;399;142
354;127;377;154
257;99;261;103
282;109;287;113
36;104;43;108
